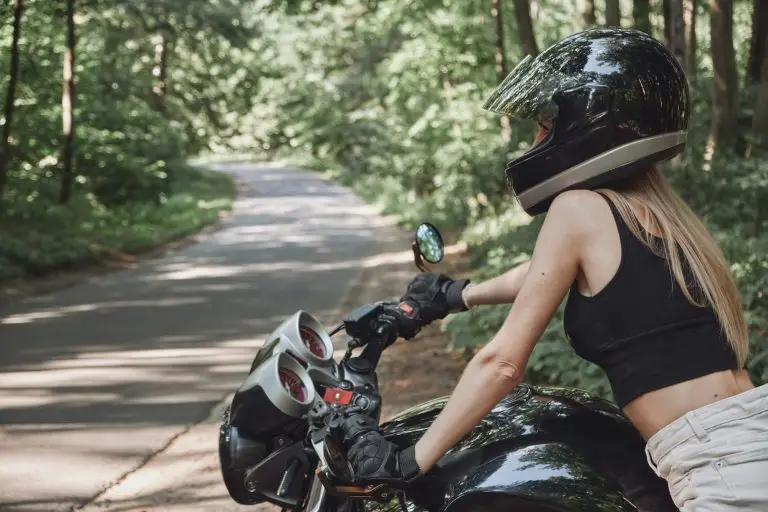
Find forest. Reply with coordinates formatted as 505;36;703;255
1;0;767;398
0;0;254;282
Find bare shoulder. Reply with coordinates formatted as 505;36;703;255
549;188;606;208
546;189;612;237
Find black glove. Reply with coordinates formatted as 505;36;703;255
339;412;421;484
400;273;470;323
380;300;427;341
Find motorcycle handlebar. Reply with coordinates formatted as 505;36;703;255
359;318;397;369
376;321;397;344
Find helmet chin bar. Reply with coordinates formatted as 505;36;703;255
514;132;686;215
517;131;686;211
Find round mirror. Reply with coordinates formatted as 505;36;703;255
415;223;444;264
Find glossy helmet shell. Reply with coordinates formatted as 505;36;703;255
483;28;689;215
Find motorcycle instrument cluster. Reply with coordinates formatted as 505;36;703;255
266;311;334;364
227;311;340;450
278;367;308;402
300;325;327;359
230;351;315;429
246;310;338;385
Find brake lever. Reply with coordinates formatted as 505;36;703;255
315;468;391;500
310;432;393;501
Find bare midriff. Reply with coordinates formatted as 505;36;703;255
623;369;755;440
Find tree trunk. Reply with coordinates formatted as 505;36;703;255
513;0;539;56
0;0;23;205
709;0;739;152
747;0;768;85
60;0;76;204
491;0;508;83
101;21;122;95
491;0;511;141
605;0;621;26
583;0;597;26
152;32;172;110
633;0;652;34
684;0;698;77
751;31;768;223
751;30;768;143
667;0;686;67
665;0;687;166
663;0;672;42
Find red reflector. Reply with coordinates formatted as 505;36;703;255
323;388;354;405
398;302;414;316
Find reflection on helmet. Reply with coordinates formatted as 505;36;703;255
483;28;689;215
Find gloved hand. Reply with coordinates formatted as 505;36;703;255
339;412;421;485
400;273;471;323
376;301;423;341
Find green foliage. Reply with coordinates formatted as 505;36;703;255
6;0;765;402
242;0;768;401
0;165;234;282
0;0;256;280
240;0;532;229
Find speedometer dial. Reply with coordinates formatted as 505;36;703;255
279;368;307;402
300;326;327;359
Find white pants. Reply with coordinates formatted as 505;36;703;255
644;383;768;511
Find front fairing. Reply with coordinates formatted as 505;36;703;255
365;384;675;512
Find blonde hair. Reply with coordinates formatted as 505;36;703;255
598;168;748;366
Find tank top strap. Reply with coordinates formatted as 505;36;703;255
594;191;634;247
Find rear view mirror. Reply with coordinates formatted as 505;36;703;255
412;223;444;271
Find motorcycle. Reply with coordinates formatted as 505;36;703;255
218;223;678;512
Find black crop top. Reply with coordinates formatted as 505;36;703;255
563;194;738;408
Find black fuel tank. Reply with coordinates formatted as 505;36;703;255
366;384;677;512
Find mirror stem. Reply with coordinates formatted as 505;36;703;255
412;241;428;272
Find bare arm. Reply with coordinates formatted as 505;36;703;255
413;192;591;471
463;260;531;307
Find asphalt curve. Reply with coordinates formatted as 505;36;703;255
0;164;386;511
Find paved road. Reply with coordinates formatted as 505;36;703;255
0;164;391;511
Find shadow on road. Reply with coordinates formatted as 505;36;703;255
0;164;399;511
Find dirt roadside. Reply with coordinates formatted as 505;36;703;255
77;217;470;512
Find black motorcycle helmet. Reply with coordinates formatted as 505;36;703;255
483;28;689;215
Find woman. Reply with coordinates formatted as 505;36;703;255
341;29;767;510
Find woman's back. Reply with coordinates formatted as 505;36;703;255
563;186;751;439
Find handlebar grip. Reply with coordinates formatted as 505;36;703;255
376;322;397;346
359;314;398;368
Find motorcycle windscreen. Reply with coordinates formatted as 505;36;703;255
482;54;587;123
